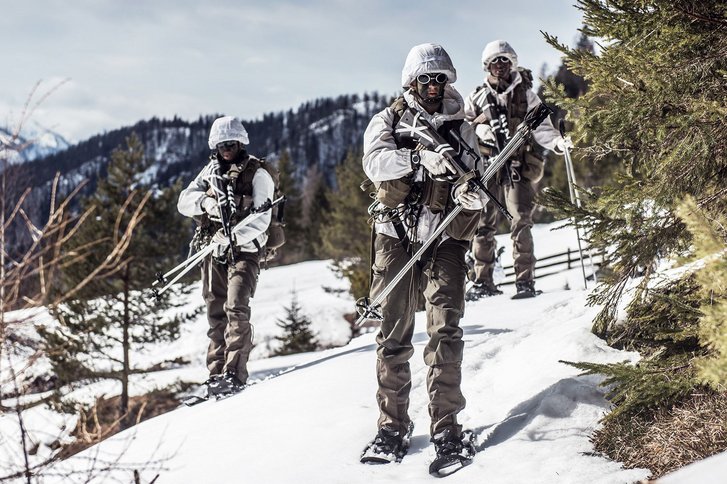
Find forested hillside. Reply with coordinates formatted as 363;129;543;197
3;93;390;252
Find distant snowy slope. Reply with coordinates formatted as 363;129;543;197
43;223;654;484
0;124;70;165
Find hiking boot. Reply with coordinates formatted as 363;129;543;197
511;280;542;300
465;281;503;301
360;424;412;464
429;428;476;477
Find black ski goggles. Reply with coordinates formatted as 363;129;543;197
416;73;448;85
217;141;238;151
490;56;511;65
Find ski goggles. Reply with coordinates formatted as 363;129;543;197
416;73;448;85
490;56;511;65
217;141;238;151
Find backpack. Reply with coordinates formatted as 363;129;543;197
233;156;286;262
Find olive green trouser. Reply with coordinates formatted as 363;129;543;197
370;234;468;437
473;178;537;284
201;252;260;383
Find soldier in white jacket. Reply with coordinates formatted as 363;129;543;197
177;116;274;397
360;43;483;468
464;40;569;300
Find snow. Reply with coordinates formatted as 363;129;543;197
657;451;727;484
3;220;724;483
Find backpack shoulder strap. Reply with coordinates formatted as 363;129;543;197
389;95;408;128
517;68;533;91
233;155;261;197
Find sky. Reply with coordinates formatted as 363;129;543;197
1;0;585;143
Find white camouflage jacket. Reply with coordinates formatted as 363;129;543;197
362;86;482;244
464;70;560;151
177;157;274;256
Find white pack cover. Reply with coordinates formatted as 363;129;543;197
401;43;457;87
208;116;250;149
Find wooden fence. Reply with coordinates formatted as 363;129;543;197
499;247;603;286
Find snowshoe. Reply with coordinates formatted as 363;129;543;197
511;281;542;300
182;392;208;407
428;429;477;478
360;422;414;464
465;282;503;302
208;371;246;399
182;375;220;406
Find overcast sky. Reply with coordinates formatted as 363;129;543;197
2;0;585;143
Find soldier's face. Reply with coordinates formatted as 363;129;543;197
488;56;511;79
414;72;447;105
217;141;241;161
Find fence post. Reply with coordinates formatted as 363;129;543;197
567;247;571;269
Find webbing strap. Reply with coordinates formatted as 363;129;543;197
390;212;412;255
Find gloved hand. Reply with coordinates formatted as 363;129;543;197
418;150;456;176
553;136;573;154
474;123;496;144
454;183;484;211
211;229;230;247
201;197;220;220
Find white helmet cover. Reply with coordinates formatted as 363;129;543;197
481;40;519;70
208;115;249;149
401;43;457;88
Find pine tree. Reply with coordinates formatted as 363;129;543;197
302;166;330;259
542;1;727;336
43;134;197;429
538;31;621;198
677;198;727;389
275;150;305;264
542;2;727;472
274;289;318;356
319;149;372;299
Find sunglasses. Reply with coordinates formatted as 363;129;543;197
416;73;448;85
490;56;511;65
217;141;238;151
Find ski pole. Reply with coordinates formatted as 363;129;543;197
152;243;216;300
152;242;210;288
558;120;597;287
355;203;466;326
355;104;552;327
152;196;285;299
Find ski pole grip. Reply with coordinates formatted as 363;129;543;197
559;118;566;138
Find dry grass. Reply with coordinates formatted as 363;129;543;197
56;386;187;459
592;390;727;479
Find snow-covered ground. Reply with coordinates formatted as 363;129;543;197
1;220;723;483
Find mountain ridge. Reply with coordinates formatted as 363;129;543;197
3;92;391;251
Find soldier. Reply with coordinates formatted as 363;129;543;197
177;116;274;398
465;40;570;300
360;43;482;473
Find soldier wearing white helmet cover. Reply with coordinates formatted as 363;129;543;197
177;115;275;398
360;43;481;473
464;40;571;300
